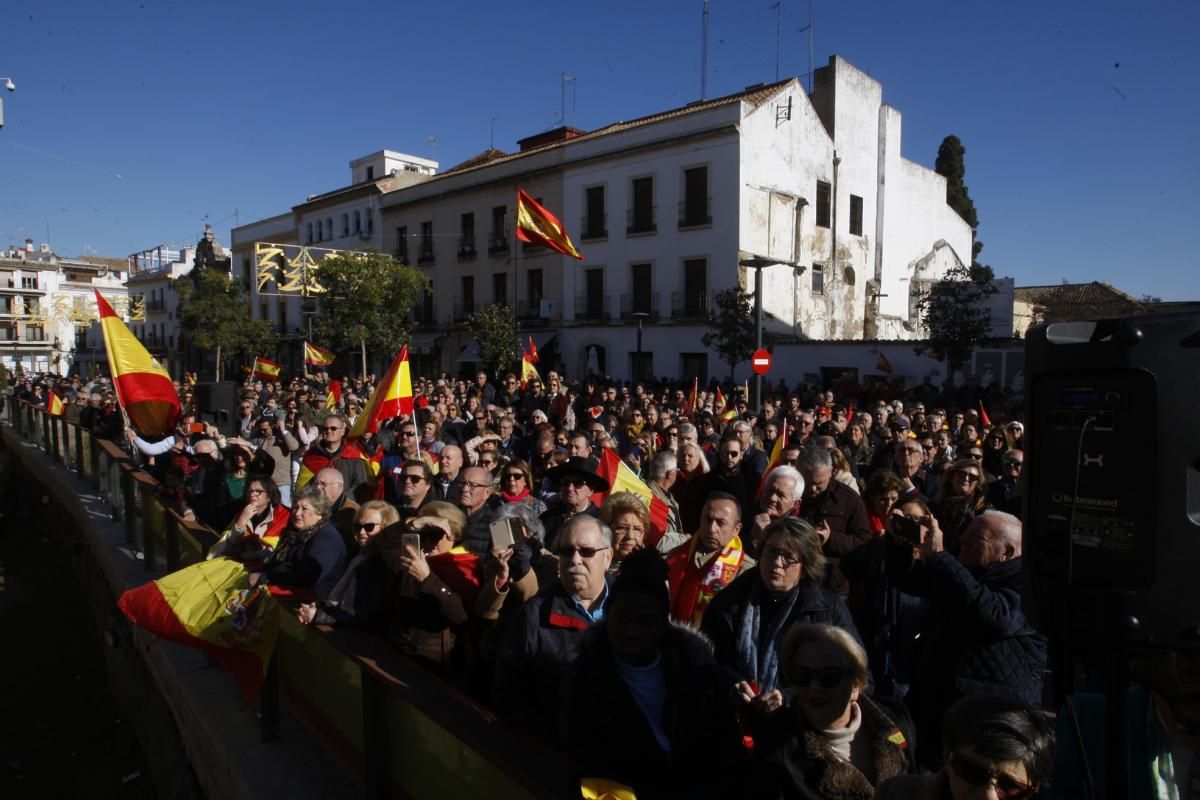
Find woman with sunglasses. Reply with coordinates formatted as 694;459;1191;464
749;623;912;799
932;458;992;555
498;459;547;516
877;695;1053;800
981;427;1013;479
295;500;400;629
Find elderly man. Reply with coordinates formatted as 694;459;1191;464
455;465;500;555
645;450;685;553
494;515;613;742
313;467;359;548
795;446;871;598
891;437;939;500
748;465;805;555
298;414;368;498
433;443;464;500
666;493;755;626
540;456;605;551
887;509;1046;767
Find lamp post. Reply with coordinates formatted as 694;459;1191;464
630;311;649;381
0;76;15;130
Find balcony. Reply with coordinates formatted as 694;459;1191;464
580;214;607;241
678;197;713;228
453;299;475;323
574;294;611;322
626;206;656;236
487;233;509;255
457;238;477;260
147;299;166;313
411;303;437;327
619;293;660;321
670;290;712;320
417;245;435;266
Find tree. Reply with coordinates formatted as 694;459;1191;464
935;135;979;231
467;304;519;378
702;287;756;380
914;261;997;375
175;268;277;381
309;251;428;376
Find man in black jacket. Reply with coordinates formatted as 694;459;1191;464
885;509;1046;769
795;447;871;598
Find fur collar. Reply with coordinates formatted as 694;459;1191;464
798;695;910;800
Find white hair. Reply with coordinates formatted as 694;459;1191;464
766;465;805;504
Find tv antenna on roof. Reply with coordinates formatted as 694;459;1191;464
700;0;710;100
560;71;576;129
428;135;437;161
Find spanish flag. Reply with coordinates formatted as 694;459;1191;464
117;558;281;707
521;355;540;389
48;391;65;416
595;448;670;549
515;188;583;260
95;289;180;436
757;420;789;499
979;400;992;428
526;334;540;364
687;376;699;417
304;341;336;367
251;357;282;382
876;353;894;374
324;379;341;411
349;345;413;438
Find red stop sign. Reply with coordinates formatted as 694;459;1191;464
751;349;771;375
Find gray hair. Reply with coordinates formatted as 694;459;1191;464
730;420;752;434
495;502;545;543
980;509;1023;547
678;423;697;438
795;445;833;473
559;513;613;548
293;485;333;519
765;465;805;504
646;450;678;481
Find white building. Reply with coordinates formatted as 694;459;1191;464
124;242;195;377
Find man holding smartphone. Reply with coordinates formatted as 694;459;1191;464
247;416;300;507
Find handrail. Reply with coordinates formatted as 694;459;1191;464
4;398;572;799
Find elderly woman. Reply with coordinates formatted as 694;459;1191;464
877;695;1053;800
250;485;346;601
498;458;548;516
208;477;291;562
931;458;991;554
702;518;862;720
600;491;650;574
672;441;711;534
750;624;912;800
296;500;401;629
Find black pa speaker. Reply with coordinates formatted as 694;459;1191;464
1024;312;1200;651
194;381;239;436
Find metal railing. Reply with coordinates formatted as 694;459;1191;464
579;213;607;240
626;206;656;235
574;294;611;321
4;398;570;799
619;292;660;320
487;233;509;254
678;197;712;227
670;289;712;319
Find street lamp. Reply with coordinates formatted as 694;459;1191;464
630;311;649;381
0;77;14;130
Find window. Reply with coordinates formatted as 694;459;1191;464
849;194;863;236
681;353;708;383
354;210;361;234
493;272;508;304
326;218;333;240
583;186;606;239
489;205;508;252
681;166;711;226
395;226;408;263
812;265;825;295
816;181;832;228
583;268;605;320
259;302;268;321
26;325;45;342
681;258;708;317
460;276;475;317
316;219;324;241
306;223;313;243
342;213;350;237
459;212;476;257
628;176;655;234
631;351;653;382
526;268;543;315
21;275;37;289
419;221;434;263
630;262;653;315
366;166;375;181
365;208;373;235
278;301;288;334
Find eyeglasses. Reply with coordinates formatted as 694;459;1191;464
555;545;611;560
561;477;592;488
352;521;380;533
503;472;525;482
762;546;803;567
401;430;417;437
461;480;491;491
789;665;848;689
1004;460;1023;468
954;470;982;483
947;753;1035;799
720;450;741;459
246;488;267;496
401;474;426;484
320;426;342;433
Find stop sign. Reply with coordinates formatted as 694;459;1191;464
751;349;771;375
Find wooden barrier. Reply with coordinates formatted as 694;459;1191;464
6;400;572;800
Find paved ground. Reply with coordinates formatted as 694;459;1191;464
0;450;157;798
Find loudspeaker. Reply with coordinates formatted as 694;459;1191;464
1024;312;1200;651
194;381;239;436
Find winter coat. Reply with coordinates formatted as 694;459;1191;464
797;481;873;596
750;694;913;800
567;623;745;800
262;521;347;601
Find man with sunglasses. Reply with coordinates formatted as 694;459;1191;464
312;467;359;548
540;456;606;552
297;414;369;499
494;515;613;743
885;510;1046;770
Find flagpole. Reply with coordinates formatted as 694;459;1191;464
512;196;520;378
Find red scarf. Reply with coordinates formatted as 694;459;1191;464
666;535;746;625
501;487;531;504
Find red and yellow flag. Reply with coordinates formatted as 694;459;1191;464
349;346;413;438
526;334;540;364
251;357;282;381
324;379;342;411
304;341;336;367
595;449;670;548
757;420;789;499
876;352;894;374
521;356;540;389
979;400;992;428
48;391;65;416
515;188;584;260
95;289;180;436
686;377;699;417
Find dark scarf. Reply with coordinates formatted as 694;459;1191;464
735;578;801;693
265;522;325;567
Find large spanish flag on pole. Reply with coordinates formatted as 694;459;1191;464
595;448;670;549
515;188;584;260
304;341;336;367
95;289;180;436
349;345;414;438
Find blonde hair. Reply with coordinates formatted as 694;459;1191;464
355;500;400;530
781;623;869;690
600;491;650;531
415;500;467;542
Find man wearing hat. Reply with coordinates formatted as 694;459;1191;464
540;456;606;552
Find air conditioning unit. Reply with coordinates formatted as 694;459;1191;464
540;299;556;317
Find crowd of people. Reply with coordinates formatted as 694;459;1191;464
11;364;1190;799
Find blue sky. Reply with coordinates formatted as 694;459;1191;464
2;0;1197;298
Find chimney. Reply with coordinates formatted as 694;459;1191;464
516;126;586;152
25;238;34;252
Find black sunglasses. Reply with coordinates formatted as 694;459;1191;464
352;522;379;533
555;545;610;559
789;665;848;689
947;753;1035;799
319;425;342;432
